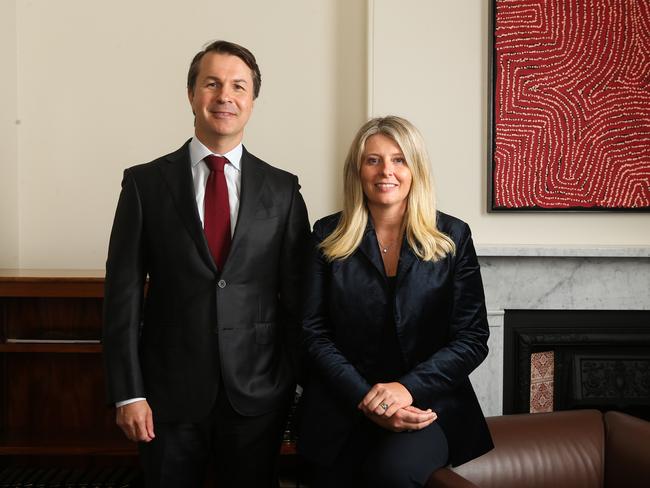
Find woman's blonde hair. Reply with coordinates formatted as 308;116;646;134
320;115;455;262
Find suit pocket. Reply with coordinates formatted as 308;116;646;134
255;322;277;344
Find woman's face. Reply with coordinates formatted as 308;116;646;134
360;133;412;212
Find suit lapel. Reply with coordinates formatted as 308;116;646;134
228;147;266;255
159;140;217;273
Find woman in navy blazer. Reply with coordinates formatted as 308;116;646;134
299;116;493;487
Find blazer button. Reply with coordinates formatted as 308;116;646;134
218;279;227;289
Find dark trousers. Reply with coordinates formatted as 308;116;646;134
309;418;449;488
139;390;291;488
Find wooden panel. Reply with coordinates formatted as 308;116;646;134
1;297;102;341
0;270;139;472
3;353;118;436
0;435;135;455
0;270;104;298
0;270;104;279
0;344;102;353
0;297;102;340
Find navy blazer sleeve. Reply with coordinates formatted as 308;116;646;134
398;222;489;404
302;223;373;407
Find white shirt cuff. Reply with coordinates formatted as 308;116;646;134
116;397;146;408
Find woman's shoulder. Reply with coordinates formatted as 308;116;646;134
312;212;342;240
435;211;472;242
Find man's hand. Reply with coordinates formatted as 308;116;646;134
364;405;437;432
358;382;413;417
116;400;155;442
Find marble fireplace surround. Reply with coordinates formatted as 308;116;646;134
469;246;650;417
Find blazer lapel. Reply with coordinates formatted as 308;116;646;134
159;140;217;273
357;216;418;284
396;239;417;286
357;218;386;280
228;147;266;256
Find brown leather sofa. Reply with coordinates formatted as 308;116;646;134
428;409;650;488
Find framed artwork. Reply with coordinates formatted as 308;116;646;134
488;0;650;211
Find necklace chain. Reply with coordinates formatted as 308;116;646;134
377;236;399;254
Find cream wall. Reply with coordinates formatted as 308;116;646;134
5;0;366;269
370;0;650;246
0;1;18;267
3;0;648;270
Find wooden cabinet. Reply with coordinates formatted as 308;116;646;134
0;270;136;466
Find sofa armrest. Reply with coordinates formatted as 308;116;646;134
450;409;605;488
427;468;480;488
605;411;650;488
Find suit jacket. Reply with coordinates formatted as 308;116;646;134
298;211;494;467
102;140;310;421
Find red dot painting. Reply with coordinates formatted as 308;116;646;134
492;0;650;209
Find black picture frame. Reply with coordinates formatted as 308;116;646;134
487;0;650;213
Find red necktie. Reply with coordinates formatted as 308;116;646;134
203;155;231;270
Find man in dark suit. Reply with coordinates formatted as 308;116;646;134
102;40;310;488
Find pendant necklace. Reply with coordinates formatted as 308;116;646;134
377;236;398;254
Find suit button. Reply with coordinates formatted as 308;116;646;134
218;279;227;288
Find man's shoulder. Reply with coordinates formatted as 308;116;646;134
125;141;190;177
243;148;298;185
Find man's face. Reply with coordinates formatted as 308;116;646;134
188;52;255;152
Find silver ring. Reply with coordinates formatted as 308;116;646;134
379;402;389;410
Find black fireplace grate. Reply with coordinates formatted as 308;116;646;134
503;309;650;419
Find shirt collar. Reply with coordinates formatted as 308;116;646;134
189;136;243;171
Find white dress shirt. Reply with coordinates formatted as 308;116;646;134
116;137;243;408
189;136;243;235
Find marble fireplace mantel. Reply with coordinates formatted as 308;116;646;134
468;245;650;416
476;245;650;258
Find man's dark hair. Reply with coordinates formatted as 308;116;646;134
187;40;261;99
